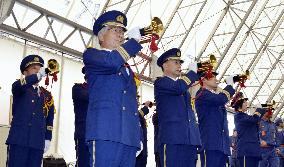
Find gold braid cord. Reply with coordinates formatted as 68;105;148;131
40;87;55;117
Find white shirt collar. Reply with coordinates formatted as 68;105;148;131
164;75;178;81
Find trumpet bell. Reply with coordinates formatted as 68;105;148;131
140;17;164;43
197;54;217;72
245;70;250;80
47;59;59;74
209;54;217;68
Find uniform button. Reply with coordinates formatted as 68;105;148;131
189;120;191;123
123;90;127;94
139;124;141;127
28;123;32;126
32;113;35;115
118;72;122;75
222;130;225;132
135;113;138;116
32;100;34;103
122;107;126;111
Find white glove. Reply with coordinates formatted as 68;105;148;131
37;67;47;80
44;140;51;153
254;103;262;108
136;141;143;157
127;27;142;42
225;75;234;86
188;62;198;73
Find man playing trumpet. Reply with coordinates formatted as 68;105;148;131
154;48;201;166
195;68;235;167
83;10;144;166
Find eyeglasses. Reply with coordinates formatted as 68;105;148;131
106;27;125;34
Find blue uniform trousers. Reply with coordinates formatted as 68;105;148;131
229;157;240;167
159;144;197;167
199;150;205;167
154;152;161;167
237;156;259;167
88;140;137;167
135;151;147;167
75;138;91;167
6;144;43;167
259;147;279;167
205;150;227;167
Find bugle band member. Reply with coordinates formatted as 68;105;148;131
83;10;143;166
154;48;201;167
275;118;284;167
72;67;91;167
6;55;55;167
259;107;280;167
152;111;161;167
195;72;235;167
233;92;266;167
135;100;151;167
229;129;239;167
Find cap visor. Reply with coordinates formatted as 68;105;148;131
103;22;127;31
167;57;184;63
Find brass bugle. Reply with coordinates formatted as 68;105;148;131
197;54;217;72
233;70;250;83
126;17;164;44
45;59;60;74
261;100;276;109
182;54;217;73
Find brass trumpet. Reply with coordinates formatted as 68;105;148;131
233;70;250;83
44;59;60;86
127;17;164;44
197;54;217;72
261;100;276;109
46;59;60;75
182;54;217;73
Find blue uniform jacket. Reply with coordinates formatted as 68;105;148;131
276;128;284;157
234;112;262;157
6;74;55;150
195;85;235;155
83;39;143;148
72;82;88;139
259;119;277;146
154;71;201;146
276;128;284;146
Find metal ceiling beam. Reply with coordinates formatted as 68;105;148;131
196;0;232;61
98;0;111;17
124;0;134;14
249;48;284;104
16;0;93;34
156;0;183;45
267;74;284;102
178;0;207;49
215;0;257;70
218;0;270;79
0;24;83;57
272;99;284;120
247;9;284;72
